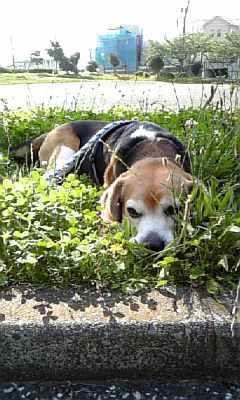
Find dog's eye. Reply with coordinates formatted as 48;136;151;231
127;207;142;218
164;205;177;217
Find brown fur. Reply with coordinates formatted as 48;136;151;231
38;125;80;166
101;158;193;222
103;154;117;187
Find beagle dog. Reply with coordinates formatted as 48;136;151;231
11;120;193;251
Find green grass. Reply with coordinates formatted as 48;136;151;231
0;72;148;85
0;72;233;85
0;72;98;85
0;107;239;292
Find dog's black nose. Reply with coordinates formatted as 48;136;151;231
144;232;165;252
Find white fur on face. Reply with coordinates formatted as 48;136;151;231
125;198;174;245
131;126;157;141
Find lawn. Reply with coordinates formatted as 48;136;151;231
0;72;230;85
0;72;100;85
0;72;144;85
0;107;239;292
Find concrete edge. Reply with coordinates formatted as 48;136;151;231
0;286;239;381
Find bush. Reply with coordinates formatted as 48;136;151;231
143;72;150;78
29;69;54;74
0;67;10;73
86;61;98;73
159;71;175;79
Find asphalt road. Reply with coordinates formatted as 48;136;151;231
0;380;239;400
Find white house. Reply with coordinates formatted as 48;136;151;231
192;16;240;79
202;16;240;39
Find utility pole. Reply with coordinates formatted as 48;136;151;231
182;0;191;36
180;0;191;72
9;36;16;71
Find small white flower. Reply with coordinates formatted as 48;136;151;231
41;160;48;167
185;119;198;128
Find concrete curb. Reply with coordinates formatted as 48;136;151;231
0;287;239;381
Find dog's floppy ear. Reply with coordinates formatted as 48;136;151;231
100;177;124;222
104;155;117;187
167;168;193;195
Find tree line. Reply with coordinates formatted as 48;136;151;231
29;41;80;73
29;32;240;77
144;32;240;77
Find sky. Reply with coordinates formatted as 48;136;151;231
0;0;240;67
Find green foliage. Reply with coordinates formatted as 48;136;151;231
0;107;239;293
59;57;75;73
145;34;213;73
109;53;120;69
145;32;240;74
86;61;98;73
69;52;80;74
144;40;165;65
207;34;240;64
59;53;80;74
46;41;65;73
147;55;164;78
164;33;213;72
30;50;44;67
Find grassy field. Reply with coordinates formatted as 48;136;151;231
0;107;239;292
0;72;102;85
0;72;231;85
0;72;147;85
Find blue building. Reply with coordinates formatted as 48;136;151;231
95;26;143;73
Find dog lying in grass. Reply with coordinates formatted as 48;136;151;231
11;120;193;251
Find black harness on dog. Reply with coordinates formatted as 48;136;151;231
44;120;190;185
44;120;135;185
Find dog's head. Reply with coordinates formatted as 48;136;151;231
100;158;193;251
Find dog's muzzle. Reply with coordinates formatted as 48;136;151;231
139;232;165;252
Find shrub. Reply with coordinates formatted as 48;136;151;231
29;69;54;73
0;67;10;73
86;61;98;73
159;71;175;79
143;72;150;78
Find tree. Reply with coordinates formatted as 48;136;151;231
109;53;120;71
148;55;164;78
86;60;98;72
69;52;80;74
59;56;75;73
224;32;240;57
207;33;240;64
144;40;165;66
30;51;43;68
162;33;213;73
46;41;64;73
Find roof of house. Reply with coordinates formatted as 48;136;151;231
203;16;240;28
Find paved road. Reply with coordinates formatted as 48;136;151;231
0;81;239;112
0;380;239;399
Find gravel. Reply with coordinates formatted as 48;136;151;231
0;380;239;400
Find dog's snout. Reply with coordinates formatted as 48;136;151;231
143;232;165;252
